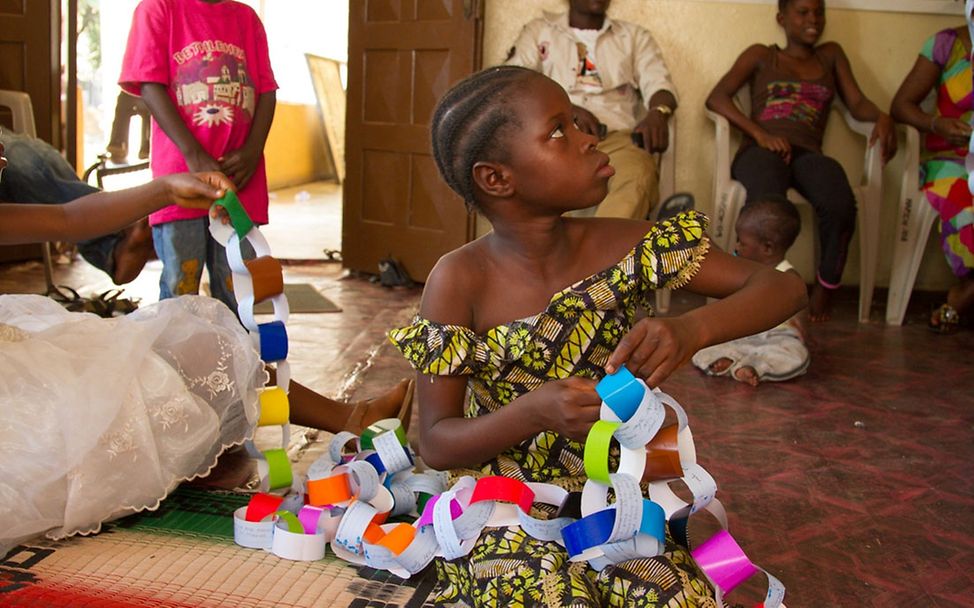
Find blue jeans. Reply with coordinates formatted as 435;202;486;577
152;218;254;312
0;130;118;275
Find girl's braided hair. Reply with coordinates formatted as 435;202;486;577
430;66;537;210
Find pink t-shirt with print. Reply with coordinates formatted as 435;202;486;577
119;0;277;226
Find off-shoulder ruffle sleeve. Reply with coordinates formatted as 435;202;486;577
388;318;495;376
638;210;711;291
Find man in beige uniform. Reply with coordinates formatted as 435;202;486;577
505;0;677;220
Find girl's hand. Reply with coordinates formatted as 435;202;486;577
185;148;221;174
754;131;792;164
220;144;261;190
605;316;701;388
870;114;898;163
164;172;234;210
931;116;973;148
528;376;602;442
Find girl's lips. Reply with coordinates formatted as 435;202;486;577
597;159;615;178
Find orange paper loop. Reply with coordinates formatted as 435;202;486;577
245;256;284;303
307;473;352;506
377;523;416;556
643;424;682;482
363;522;385;544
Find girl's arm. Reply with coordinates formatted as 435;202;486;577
891;54;972;147
219;91;277;190
141;83;221;173
828;43;897;162
413;255;602;471
706;44;792;162
607;246;807;387
0;172;231;246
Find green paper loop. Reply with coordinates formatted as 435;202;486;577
264;448;293;490
273;510;304;534
583;420;620;484
213;190;254;239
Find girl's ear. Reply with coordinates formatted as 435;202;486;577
472;161;514;199
775;11;784;27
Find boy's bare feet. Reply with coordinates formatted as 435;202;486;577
112;218;155;284
707;358;734;375
733;366;760;387
809;283;833;322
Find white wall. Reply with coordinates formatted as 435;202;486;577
483;0;963;290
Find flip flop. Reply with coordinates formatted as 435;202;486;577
656;192;695;221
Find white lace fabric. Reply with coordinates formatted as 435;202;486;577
0;295;263;554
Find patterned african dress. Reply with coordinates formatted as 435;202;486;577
389;211;722;607
919;28;974;277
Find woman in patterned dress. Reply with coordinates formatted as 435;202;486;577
389;66;807;607
891;25;974;332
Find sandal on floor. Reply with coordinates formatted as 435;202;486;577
89;289;140;317
929;303;960;334
45;285;90;313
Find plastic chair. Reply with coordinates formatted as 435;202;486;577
649;119;677;314
884;123;940;325
0;89;58;292
706;86;883;323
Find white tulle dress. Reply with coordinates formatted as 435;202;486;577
0;294;264;556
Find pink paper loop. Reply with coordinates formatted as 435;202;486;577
691;530;759;594
298;505;326;535
416;493;462;529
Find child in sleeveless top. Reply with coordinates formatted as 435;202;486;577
692;195;810;386
706;0;896;323
388;66;806;607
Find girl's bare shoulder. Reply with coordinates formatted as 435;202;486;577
816;41;846;62
572;217;655;259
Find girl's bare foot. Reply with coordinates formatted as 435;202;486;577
707;358;734;375
346;378;415;434
112;219;155;284
277;375;415;435
733;366;760;386
809;283;833;322
947;277;974;317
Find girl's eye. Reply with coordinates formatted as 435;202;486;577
551;126;565;139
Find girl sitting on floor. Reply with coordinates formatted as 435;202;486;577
389;66;806;607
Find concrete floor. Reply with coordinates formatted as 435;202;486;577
0;193;971;606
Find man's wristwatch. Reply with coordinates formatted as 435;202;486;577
651;105;674;117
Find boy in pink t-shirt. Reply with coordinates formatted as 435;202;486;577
120;0;277;309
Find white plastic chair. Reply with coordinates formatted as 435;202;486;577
884;123;940;325
706;86;883;323
0;89;58;291
649;119;676;314
0;90;37;138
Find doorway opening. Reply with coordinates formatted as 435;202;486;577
69;0;349;261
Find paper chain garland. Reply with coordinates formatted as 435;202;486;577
208;191;297;496
210;197;786;607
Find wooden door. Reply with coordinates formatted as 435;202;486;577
0;0;60;146
343;0;483;282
